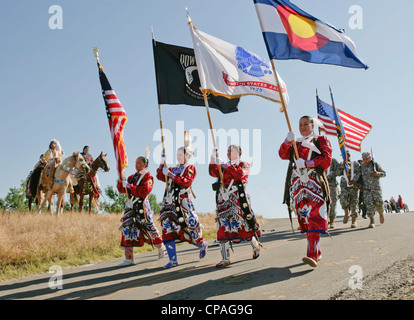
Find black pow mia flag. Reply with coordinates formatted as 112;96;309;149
153;40;239;114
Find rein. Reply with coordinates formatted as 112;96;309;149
55;155;87;184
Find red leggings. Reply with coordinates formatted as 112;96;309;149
306;232;321;261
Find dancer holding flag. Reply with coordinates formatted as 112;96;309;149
156;132;208;269
187;13;286;266
279;116;332;268
253;0;369;265
209;145;261;267
94;49;164;266
117;152;165;267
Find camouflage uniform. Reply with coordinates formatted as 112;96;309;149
360;152;386;227
327;158;341;227
339;160;361;226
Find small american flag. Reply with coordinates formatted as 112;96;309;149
97;62;128;179
317;97;372;152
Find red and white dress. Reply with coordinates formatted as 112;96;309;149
156;163;204;245
209;160;261;242
279;133;332;262
117;171;163;248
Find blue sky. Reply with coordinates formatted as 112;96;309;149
1;0;412;218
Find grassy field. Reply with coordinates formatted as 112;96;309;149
0;210;220;282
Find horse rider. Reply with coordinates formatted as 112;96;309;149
40;139;65;190
80;145;101;194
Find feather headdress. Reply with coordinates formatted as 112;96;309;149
145;144;150;162
184;131;193;156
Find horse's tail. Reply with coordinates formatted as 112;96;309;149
70;192;78;206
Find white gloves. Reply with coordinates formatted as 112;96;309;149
210;155;223;165
122;180;130;188
162;166;176;179
286;131;296;142
295;158;306;170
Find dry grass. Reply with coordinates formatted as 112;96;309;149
0;210;124;281
0;210;262;282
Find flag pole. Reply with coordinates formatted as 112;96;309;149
203;92;225;191
329;86;347;157
316;88;321;135
158;103;170;192
329;86;351;181
186;11;225;190
270;60;300;160
151;31;170;192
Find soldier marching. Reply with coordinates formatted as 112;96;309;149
339;151;362;228
359;151;386;228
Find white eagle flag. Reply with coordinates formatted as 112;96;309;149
188;18;289;105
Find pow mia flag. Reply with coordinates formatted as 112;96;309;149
153;40;239;114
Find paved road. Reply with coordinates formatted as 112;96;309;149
1;212;413;300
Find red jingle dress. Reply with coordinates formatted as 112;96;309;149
156;164;204;245
279;134;332;262
209;160;261;242
117;171;163;248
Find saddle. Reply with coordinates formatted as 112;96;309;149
41;160;57;190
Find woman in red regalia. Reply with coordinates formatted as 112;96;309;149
156;133;208;269
117;155;164;267
279;116;332;268
209;144;261;268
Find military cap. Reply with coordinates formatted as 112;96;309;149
361;152;371;159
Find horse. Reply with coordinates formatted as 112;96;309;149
38;152;90;215
71;152;110;215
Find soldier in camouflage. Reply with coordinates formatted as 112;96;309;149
339;151;361;228
360;151;386;228
327;158;341;228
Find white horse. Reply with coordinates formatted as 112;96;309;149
38;152;90;215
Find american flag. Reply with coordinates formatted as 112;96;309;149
317;97;372;152
97;62;128;180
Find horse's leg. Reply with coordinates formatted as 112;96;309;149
89;194;92;216
70;192;75;212
47;194;54;213
36;189;42;211
28;198;32;212
56;192;63;216
79;194;84;213
39;189;52;213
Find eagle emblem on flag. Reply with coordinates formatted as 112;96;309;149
235;46;273;77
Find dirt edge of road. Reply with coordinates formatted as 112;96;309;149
330;254;414;300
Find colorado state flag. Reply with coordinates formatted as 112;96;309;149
254;0;368;69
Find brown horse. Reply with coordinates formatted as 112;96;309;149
72;152;110;215
38;152;90;215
